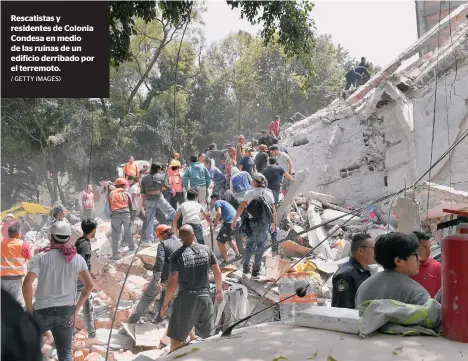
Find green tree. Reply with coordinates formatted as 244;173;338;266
110;0;315;66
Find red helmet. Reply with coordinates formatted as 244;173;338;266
238;135;245;140
115;178;127;186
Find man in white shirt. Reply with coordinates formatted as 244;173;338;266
173;188;211;245
22;221;94;361
129;176;142;221
269;145;295;197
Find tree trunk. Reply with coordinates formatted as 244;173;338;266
126;33;168;113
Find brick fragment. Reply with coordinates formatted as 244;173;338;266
73;341;86;351
114;309;131;327
84;352;104;361
94;317;113;329
74;350;85;361
82;349;90;358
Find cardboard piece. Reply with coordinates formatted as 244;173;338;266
280;240;312;257
265;256;292;280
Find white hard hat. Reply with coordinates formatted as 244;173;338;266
50;221;71;243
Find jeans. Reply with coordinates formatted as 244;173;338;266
271;189;280;206
76;291;95;335
1;278;23;305
233;223;244;254
169;191;185;210
104;201;111;220
129;277;163;323
34;306;74;361
243;221;269;272
195;186;208;207
188;223;205;245
111;212;134;258
145;196;176;241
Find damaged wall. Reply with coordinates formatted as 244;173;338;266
283;60;468;211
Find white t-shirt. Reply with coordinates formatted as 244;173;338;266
129;184;142;211
276;152;294;174
28;250;88;310
177;201;205;225
242;187;275;205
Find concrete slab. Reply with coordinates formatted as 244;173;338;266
276;168;309;223
308;191;345;205
392;197;421;232
160;322;468;361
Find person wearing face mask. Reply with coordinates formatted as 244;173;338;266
75;219;98;338
409;231;441;298
355;232;431;309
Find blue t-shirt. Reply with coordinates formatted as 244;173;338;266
214;200;236;223
239;156;254;174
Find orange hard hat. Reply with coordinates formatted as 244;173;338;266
155;224;171;239
115;178;127;186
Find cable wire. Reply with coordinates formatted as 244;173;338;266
104;7;193;360
425;1;443;223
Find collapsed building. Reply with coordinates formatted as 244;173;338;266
282;4;468;225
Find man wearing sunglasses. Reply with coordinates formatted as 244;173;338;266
355;232;430;309
332;233;374;309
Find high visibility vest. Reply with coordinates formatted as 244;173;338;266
109;188;130;212
167;168;183;192
1;238;27;277
124;163;138;177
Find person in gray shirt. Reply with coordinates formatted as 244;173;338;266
355;232;431;312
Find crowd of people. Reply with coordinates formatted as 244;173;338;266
1;116;296;358
1;111;446;360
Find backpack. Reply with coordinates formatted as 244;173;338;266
246;190;274;224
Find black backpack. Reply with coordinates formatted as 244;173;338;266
246;190;274;224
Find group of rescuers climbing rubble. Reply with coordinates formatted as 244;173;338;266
0;114;443;360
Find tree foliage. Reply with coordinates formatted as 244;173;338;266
110;0;315;66
2;4;373;209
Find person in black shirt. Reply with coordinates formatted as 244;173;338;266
254;144;269;174
128;224;182;324
262;158;294;206
1;288;42;361
161;225;223;352
258;130;276;149
331;233;374;309
75;218;97;338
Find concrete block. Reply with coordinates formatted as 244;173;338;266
116;258;147;276
322;209;361;226
308;191;344;205
277;169;309;223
